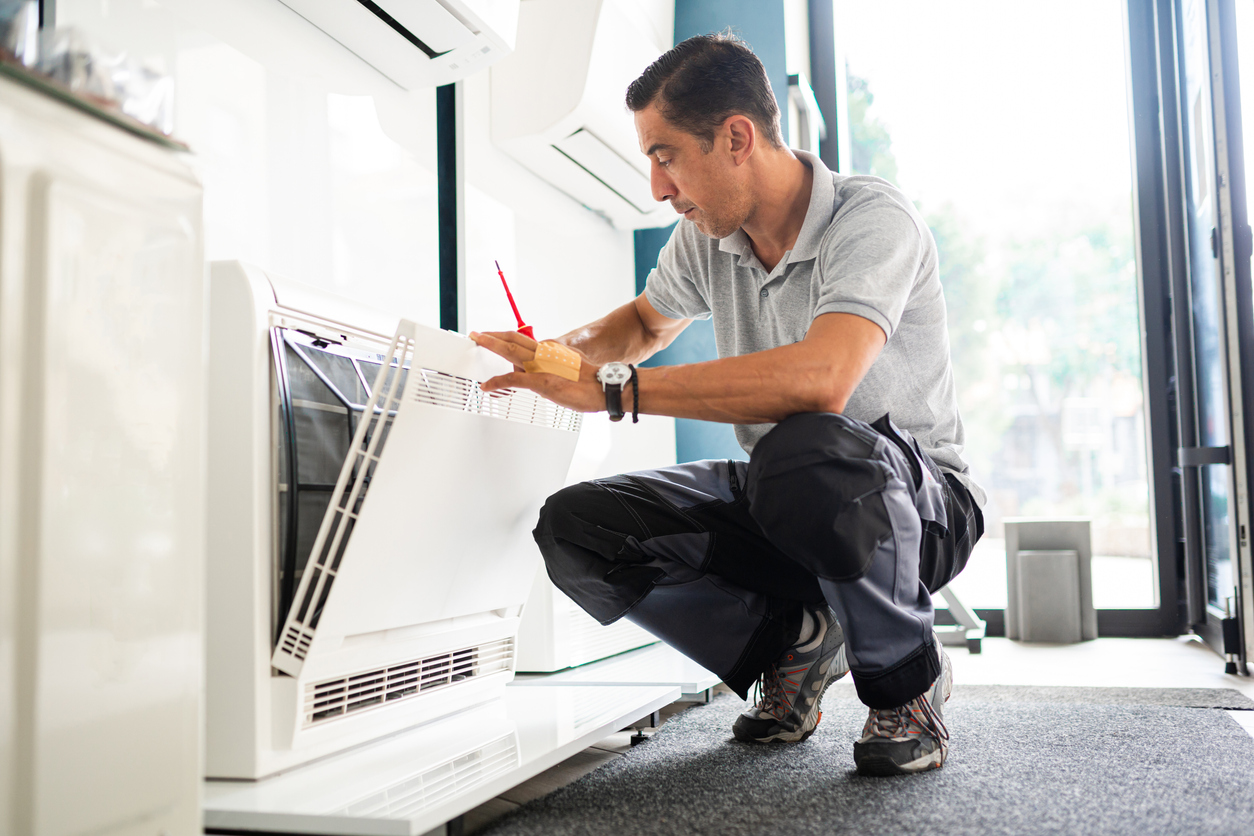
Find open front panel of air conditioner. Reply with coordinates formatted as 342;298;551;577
272;319;580;681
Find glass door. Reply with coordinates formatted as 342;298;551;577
838;0;1161;623
1174;0;1254;666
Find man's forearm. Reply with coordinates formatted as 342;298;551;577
632;342;852;425
473;312;884;427
557;300;667;365
627;312;886;424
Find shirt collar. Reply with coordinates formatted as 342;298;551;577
788;149;835;263
715;149;835;267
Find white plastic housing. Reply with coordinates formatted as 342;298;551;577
490;0;674;229
0;73;205;836
277;0;520;89
206;262;580;780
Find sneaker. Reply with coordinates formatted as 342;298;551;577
853;639;953;776
732;607;849;744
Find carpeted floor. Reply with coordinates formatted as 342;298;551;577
481;685;1254;836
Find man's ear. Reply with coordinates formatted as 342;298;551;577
724;114;756;166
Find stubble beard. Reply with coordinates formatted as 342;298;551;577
687;193;751;240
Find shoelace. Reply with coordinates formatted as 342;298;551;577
864;693;950;743
750;664;790;719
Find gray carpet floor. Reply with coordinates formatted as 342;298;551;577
482;685;1254;836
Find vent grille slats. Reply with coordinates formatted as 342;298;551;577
303;638;514;727
411;369;582;433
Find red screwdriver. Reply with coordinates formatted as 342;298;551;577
495;260;534;340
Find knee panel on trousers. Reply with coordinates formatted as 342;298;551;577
747;413;897;582
532;481;664;624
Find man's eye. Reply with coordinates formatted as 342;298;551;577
657;159;671;168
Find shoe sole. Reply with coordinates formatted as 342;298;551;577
733;666;845;745
855;748;945;776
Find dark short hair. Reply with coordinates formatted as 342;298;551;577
625;32;784;151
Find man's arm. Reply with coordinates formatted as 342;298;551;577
555;294;692;365
471;311;886;422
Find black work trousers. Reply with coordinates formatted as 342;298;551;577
533;412;983;709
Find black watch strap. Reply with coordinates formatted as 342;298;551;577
605;383;625;422
629;364;639;423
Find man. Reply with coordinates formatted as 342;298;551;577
470;32;984;776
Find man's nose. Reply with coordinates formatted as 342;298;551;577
650;163;677;204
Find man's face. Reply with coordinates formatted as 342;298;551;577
634;104;751;239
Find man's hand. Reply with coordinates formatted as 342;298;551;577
470;331;607;414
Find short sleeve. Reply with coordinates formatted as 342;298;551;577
643;224;713;321
813;194;927;339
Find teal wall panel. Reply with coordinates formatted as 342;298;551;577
629;0;787;463
673;0;789;130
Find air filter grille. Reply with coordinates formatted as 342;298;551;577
303;638;514;727
410;369;582;433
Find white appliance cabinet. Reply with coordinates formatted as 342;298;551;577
0;71;206;836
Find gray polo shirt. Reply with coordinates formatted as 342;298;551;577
644;150;985;506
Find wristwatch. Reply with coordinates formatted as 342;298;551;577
596;362;632;422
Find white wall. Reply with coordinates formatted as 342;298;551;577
57;0;442;326
56;0;654;339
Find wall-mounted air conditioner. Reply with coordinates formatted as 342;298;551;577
205;261;579;780
490;0;673;230
276;0;520;89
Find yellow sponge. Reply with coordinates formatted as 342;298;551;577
524;341;581;381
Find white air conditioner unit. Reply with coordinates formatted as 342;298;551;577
490;0;673;229
205;261;580;780
276;0;520;89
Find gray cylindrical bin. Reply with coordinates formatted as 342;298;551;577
1005;519;1097;643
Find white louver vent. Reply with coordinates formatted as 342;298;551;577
304;638;514;727
331;733;519;819
411;368;581;433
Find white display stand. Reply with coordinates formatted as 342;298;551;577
204;683;678;835
514;643;721;702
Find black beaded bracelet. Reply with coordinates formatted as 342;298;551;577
629;364;639;424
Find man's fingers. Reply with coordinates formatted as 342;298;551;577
481;370;566;397
481;371;531;393
474;330;538;351
470;331;535;366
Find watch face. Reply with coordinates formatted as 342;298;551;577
598;362;631;386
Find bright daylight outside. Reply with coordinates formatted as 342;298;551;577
840;1;1153;609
